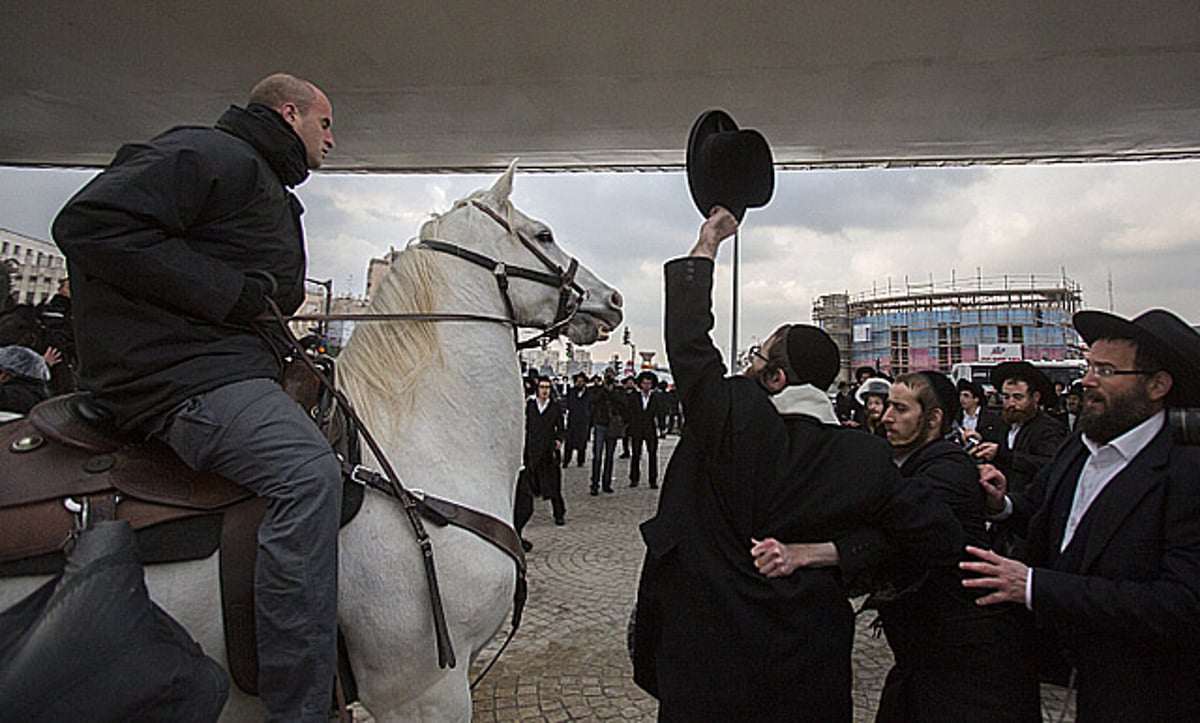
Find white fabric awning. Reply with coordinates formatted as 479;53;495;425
4;2;1198;171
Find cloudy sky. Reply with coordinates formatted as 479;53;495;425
2;160;1198;366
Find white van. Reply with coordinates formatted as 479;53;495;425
950;359;1086;394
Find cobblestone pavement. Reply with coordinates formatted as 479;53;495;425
360;434;1076;722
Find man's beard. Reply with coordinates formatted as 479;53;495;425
1002;404;1036;426
743;364;780;395
1079;386;1156;444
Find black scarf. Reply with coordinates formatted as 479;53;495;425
215;103;309;187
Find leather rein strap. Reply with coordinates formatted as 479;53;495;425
265;299;460;668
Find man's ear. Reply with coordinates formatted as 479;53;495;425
770;367;788;393
1146;370;1173;403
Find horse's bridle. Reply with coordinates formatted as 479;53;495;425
290;199;588;350
416;199;586;349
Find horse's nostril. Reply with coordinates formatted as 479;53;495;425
611;291;624;308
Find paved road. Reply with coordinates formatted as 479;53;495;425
363;434;1076;721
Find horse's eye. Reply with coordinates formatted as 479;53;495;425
536;230;553;244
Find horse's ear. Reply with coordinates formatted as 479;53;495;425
487;159;518;203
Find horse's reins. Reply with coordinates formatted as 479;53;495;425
268;198;580;682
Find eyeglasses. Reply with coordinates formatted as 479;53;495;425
1084;364;1155;379
748;344;770;365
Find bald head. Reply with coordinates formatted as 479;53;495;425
249;73;321;113
248;72;335;169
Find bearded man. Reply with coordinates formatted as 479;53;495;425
631;207;962;722
970;362;1066;495
963;309;1200;722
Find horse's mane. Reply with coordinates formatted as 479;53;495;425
336;247;446;428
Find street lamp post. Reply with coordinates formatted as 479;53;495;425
305;277;333;341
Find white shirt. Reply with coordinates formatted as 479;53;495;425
1023;410;1165;608
536;397;551;414
961;410;980;431
1061;410;1164;551
1007;421;1022;449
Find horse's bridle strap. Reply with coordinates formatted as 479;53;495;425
417;239;564;289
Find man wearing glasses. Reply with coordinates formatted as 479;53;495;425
962;309;1200;721
632;206;963;722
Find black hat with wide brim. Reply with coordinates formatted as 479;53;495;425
687;109;775;222
990;361;1057;408
1074;308;1200;406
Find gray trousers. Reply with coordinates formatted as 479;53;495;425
158;378;342;722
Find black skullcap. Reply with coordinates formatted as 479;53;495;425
786;325;841;390
918;371;960;426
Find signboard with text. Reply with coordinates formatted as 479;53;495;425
978;344;1023;363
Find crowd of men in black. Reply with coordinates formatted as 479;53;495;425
0;266;77;415
514;367;680;549
629;206;1200;723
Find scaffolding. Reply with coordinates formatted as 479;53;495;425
814;271;1085;378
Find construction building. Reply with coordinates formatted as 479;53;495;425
814;271;1086;380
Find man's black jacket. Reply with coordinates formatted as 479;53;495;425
52;104;309;433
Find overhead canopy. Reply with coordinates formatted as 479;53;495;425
4;2;1199;172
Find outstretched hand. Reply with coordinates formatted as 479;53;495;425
960;545;1028;606
977;464;1008;513
690;206;739;259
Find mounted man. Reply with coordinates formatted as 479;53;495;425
51;72;340;722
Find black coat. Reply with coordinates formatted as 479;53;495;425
587;384;619;427
993;410;1066;494
563;385;591;446
0;376;48;415
625;390;665;439
862;441;1040;722
1011;425;1200;721
52;104;309;434
523;397;564;499
632;257;964;722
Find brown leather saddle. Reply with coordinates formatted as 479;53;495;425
0;359;329;696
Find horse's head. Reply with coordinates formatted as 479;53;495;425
418;162;623;346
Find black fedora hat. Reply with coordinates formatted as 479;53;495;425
990;361;1057;408
956;378;986;401
1074;308;1200;406
687;109;774;222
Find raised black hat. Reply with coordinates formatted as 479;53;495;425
687;110;774;222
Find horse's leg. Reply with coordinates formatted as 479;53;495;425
366;668;472;723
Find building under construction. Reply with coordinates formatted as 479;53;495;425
813;271;1086;380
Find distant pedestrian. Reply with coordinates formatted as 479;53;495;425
626;370;667;489
562;372;591;467
588;373;624;495
516;376;566;540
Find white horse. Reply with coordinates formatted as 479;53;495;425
0;163;624;721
